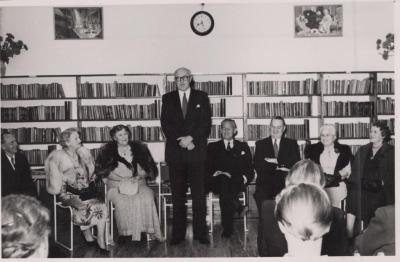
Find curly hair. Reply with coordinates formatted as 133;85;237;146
371;120;391;142
2;194;50;258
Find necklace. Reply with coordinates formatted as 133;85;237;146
118;146;131;157
63;148;80;167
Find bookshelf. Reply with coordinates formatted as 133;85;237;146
1;71;395;169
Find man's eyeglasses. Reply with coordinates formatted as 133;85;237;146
175;75;190;82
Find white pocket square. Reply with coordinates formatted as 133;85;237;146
196;104;201;108
241;151;246;155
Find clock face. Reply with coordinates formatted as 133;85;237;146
190;11;214;36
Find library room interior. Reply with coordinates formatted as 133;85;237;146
0;0;397;259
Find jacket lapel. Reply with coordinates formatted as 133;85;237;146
172;91;185;122
184;89;196;123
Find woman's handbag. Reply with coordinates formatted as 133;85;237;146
66;182;98;201
118;179;139;195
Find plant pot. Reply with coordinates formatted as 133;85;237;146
0;62;6;77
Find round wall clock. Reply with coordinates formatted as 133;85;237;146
190;11;214;36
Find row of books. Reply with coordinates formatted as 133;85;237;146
249;143;307;160
322;79;373;95
78;82;160;98
322;102;374;117
377;78;394;94
78;101;161;120
247;79;319;96
376;97;395;114
165;77;233;95
79;125;165;142
210;99;226;117
22;149;48;166
209;124;222;139
334;122;370;138
1;128;61;144
247;120;310;140
1;102;72;122
1;83;66;99
247;102;311;118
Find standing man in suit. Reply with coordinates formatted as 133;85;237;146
1;131;37;197
161;67;212;245
253;116;300;213
207;118;254;237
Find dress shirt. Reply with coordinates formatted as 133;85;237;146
178;88;191;106
320;146;338;174
6;153;16;170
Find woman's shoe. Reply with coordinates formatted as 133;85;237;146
86;240;97;246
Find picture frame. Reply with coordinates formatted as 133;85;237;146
294;5;343;37
54;7;103;40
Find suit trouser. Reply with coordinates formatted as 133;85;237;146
168;161;207;240
212;175;242;233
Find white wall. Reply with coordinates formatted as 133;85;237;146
0;1;395;75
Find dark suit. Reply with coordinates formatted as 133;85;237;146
347;142;394;228
207;139;254;233
355;205;395;256
1;149;37;197
253;137;300;212
258;200;348;257
161;88;211;240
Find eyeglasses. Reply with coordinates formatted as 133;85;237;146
175;75;190;82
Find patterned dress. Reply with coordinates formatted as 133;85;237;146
54;149;107;229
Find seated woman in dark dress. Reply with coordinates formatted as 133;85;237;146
258;159;348;256
346;121;394;237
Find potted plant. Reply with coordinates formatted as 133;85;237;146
376;33;394;60
0;33;28;76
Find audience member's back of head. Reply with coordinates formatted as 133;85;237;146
285;159;325;187
275;183;332;256
2;194;50;258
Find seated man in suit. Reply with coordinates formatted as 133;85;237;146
207;119;254;237
1;131;37;197
253;116;300;213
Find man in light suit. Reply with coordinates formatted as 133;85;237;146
253;116;300;214
1;131;37;197
161;67;212;245
207;119;254;237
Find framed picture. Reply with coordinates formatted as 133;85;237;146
54;7;103;39
294;5;343;37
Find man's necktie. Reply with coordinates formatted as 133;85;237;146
11;156;15;166
273;139;279;158
227;141;232;151
182;92;188;118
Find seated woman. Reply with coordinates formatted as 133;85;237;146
95;125;162;242
258;159;348;256
45;128;107;251
347;121;394;237
275;183;333;257
2;194;50;258
304;124;352;209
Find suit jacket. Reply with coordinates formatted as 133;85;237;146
355;205;395;256
304;141;353;187
346;142;394;217
258;200;348;257
161;89;211;163
254;137;300;199
207;139;254;191
1;149;37;197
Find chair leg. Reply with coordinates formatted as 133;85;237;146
163;197;167;239
208;192;214;233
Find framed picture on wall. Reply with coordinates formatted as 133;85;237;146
54;7;103;39
294;5;343;37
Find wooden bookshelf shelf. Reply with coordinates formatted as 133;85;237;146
1;71;394;164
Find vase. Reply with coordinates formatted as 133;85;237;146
0;61;6;77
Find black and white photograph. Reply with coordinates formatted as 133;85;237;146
0;0;398;260
294;4;343;37
54;7;103;39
